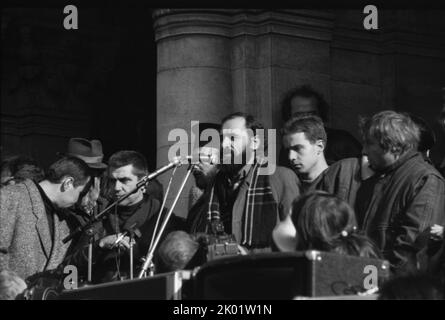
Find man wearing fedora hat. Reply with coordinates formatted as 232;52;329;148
65;138;108;215
66;138;108;171
61;138;109;283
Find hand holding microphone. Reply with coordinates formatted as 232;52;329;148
99;223;140;250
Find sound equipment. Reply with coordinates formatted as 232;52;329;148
56;270;192;300
191;251;390;299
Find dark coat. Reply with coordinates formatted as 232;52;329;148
321;157;362;209
65;195;186;283
355;151;445;274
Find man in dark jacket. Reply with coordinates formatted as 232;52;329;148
281;114;366;209
280;85;362;166
66;150;184;283
356;110;445;275
187;112;300;253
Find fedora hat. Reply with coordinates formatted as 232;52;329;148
66;138;107;169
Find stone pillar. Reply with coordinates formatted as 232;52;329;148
153;9;335;218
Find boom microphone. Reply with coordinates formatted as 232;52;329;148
136;156;191;188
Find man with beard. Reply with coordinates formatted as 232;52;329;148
196;112;299;252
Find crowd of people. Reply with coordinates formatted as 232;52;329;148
1;85;445;300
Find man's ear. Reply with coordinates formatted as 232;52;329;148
61;176;74;192
315;139;325;153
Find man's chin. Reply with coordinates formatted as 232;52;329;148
292;166;305;173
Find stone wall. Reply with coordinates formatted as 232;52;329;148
153;9;445;218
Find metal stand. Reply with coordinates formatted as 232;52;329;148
129;234;134;280
63;158;184;245
138;163;196;279
85;228;95;284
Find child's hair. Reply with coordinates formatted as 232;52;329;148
291;191;382;259
332;233;383;259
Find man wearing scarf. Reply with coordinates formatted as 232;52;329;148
194;112;300;252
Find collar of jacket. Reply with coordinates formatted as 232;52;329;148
378;150;420;176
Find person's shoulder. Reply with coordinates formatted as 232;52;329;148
406;154;444;180
269;165;299;183
1;179;34;197
418;160;445;182
328;157;361;171
270;165;295;176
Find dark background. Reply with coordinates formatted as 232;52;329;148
1;4;158;170
1;2;445;175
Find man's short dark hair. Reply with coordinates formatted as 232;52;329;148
281;85;329;122
46;156;90;187
282;115;327;146
108;150;148;179
221;112;268;150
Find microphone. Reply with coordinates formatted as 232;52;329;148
136;156;190;188
112;223;141;248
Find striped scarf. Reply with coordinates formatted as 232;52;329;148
207;160;278;249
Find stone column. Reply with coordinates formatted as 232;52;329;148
153;9;335;218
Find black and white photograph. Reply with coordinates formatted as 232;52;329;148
1;0;445;305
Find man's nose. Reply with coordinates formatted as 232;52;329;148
288;150;297;161
114;180;122;191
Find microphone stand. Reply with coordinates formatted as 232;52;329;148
62;158;184;245
138;162;196;279
85;228;94;284
129;233;134;280
62;159;185;283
